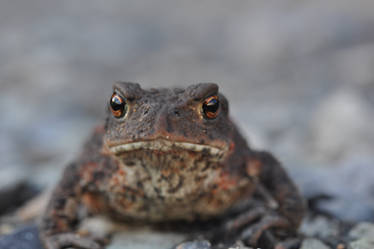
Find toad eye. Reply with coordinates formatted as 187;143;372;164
110;93;127;118
202;95;220;119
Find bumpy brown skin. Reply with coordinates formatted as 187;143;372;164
39;82;305;249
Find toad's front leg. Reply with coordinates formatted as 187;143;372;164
39;163;107;249
241;150;306;248
207;151;306;249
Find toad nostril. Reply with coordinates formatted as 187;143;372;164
173;109;180;116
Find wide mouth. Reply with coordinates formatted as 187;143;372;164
107;138;227;157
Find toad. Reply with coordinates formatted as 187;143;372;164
39;82;305;249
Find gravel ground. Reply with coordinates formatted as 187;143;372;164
1;1;374;248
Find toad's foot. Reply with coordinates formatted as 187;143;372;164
206;205;299;249
41;233;109;249
239;213;289;245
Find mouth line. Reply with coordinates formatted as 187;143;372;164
108;139;226;157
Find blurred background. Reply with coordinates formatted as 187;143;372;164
1;0;374;221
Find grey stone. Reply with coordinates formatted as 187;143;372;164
350;239;374;249
0;225;44;249
300;215;339;239
228;241;251;249
349;222;374;242
107;228;187;249
300;238;331;249
175;240;211;249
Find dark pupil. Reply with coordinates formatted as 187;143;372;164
111;96;124;111
204;98;219;113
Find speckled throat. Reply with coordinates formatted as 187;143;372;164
105;139;248;221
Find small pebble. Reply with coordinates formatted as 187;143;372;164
350;239;374;249
0;225;43;249
176;240;211;249
349;222;374;242
300;238;331;249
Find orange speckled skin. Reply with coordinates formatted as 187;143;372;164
39;83;305;249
